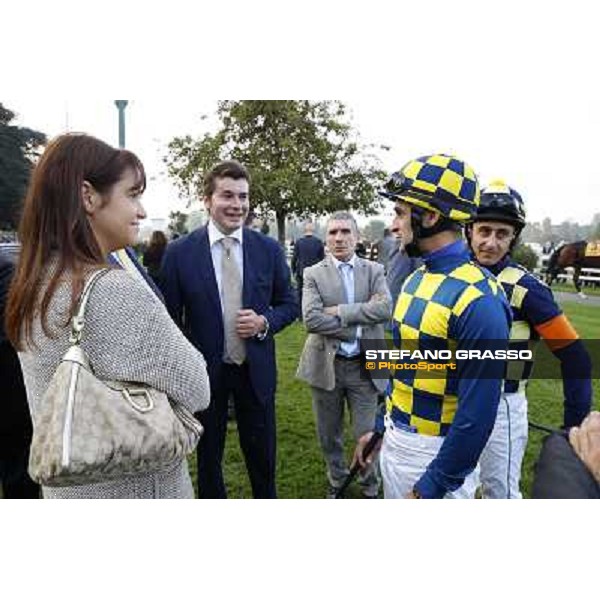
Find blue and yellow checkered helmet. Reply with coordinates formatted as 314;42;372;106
379;154;480;223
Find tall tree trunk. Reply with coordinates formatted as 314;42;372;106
276;210;287;246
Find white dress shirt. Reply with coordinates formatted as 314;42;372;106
330;253;361;357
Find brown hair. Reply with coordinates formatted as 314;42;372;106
203;160;250;198
147;230;167;252
5;133;146;349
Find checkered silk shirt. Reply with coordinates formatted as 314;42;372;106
491;256;561;393
389;240;509;437
386;240;512;497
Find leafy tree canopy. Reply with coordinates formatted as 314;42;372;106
362;219;387;242
168;210;189;237
512;242;539;271
0;103;46;230
165;101;388;243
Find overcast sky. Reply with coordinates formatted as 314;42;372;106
3;2;599;229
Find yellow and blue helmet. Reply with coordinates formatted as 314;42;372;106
379;154;480;222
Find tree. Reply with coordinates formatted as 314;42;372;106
362;219;386;242
168;210;189;237
0;103;46;230
165;101;387;244
512;243;538;271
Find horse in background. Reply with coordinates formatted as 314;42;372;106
546;240;600;296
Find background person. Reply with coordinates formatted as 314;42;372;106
375;228;397;274
355;238;367;259
386;211;423;308
297;211;391;498
467;180;592;498
160;160;298;499
142;230;168;287
5;133;210;499
0;253;40;499
291;221;324;316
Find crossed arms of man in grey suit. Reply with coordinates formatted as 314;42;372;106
297;254;392;392
304;256;391;335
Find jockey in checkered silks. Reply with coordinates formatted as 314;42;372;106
352;154;512;498
467;180;592;498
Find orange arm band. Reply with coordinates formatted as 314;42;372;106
534;314;579;351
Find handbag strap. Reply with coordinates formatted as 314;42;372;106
69;268;111;344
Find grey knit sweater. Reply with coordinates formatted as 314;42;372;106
18;267;210;499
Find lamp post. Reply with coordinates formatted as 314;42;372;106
114;100;128;148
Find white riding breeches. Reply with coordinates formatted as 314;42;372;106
479;392;528;499
379;416;480;499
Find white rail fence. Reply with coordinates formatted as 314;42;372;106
535;255;600;286
554;267;600;285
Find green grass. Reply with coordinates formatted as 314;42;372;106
549;283;600;296
189;300;599;499
225;323;335;499
188;321;372;499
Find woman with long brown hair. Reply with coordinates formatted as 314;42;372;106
143;230;168;285
5;133;210;498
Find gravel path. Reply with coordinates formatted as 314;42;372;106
553;291;600;307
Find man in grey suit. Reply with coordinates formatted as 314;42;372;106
296;211;392;498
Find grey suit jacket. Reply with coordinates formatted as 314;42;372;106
296;254;392;392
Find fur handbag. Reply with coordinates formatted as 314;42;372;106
28;269;203;487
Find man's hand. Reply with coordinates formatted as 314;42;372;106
350;431;383;472
236;309;267;339
569;411;600;483
324;305;339;317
